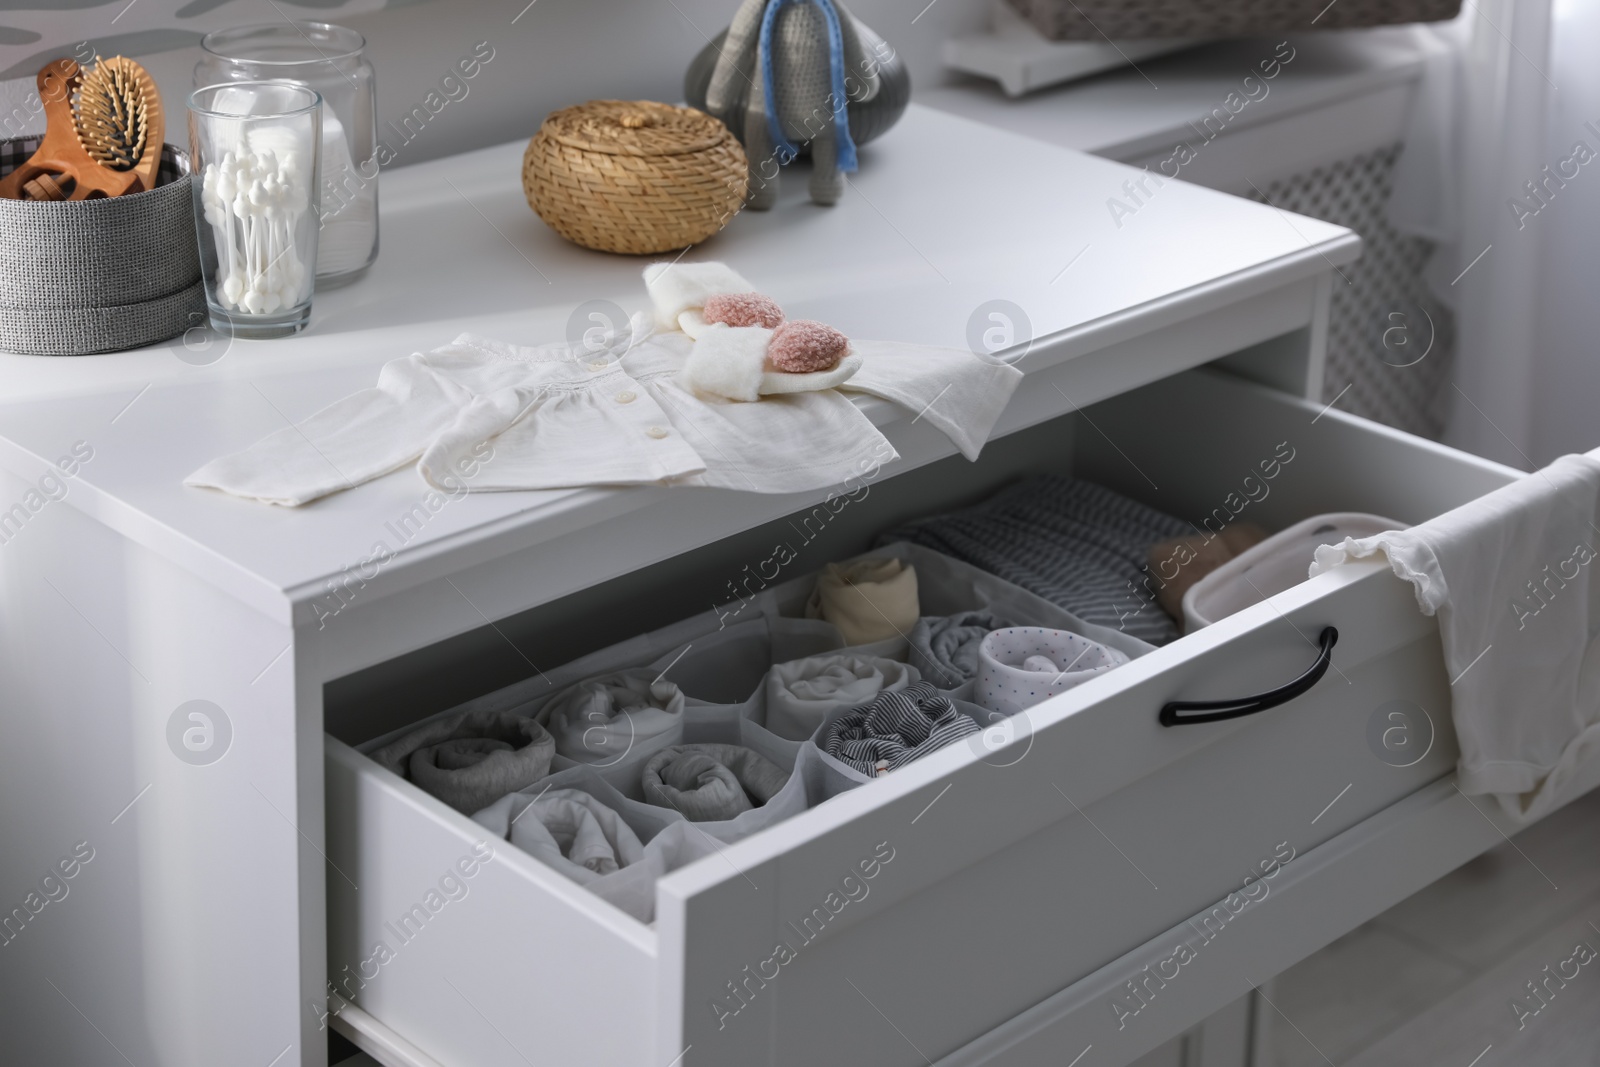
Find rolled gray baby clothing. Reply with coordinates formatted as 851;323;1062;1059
909;611;1013;687
822;681;979;777
473;787;645;880
372;708;556;814
641;744;791;821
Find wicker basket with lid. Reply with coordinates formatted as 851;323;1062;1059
522;100;747;255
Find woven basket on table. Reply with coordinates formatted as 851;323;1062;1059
1005;0;1462;39
522;100;747;256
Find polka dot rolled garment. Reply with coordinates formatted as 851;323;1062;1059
976;627;1130;715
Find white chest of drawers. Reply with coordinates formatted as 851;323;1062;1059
0;105;1529;1067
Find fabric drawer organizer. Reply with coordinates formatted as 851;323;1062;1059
356;541;1154;922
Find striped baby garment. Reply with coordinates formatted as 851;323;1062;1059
879;476;1193;645
822;681;978;777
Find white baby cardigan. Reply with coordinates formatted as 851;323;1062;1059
186;265;1023;506
1311;449;1600;823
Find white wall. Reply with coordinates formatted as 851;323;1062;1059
2;0;988;167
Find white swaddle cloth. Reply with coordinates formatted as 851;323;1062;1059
539;669;685;766
976;627;1130;714
1311;450;1600;822
764;653;919;741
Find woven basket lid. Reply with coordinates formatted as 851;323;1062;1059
540;100;730;157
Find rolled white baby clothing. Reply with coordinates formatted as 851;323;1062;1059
976;627;1129;714
764;653;920;741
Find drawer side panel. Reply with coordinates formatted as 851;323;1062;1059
325;738;655;1067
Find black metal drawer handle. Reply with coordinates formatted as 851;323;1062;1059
1159;626;1339;727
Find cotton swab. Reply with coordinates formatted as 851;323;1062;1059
200;128;312;316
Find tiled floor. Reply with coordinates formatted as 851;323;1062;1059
1263;788;1600;1067
1347;907;1600;1067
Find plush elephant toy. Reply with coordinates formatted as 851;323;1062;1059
691;0;910;209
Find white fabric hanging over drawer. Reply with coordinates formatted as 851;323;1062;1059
1311;449;1600;822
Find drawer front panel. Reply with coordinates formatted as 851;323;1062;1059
935;779;1510;1067
662;562;1458;1065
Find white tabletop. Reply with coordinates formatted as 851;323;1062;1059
920;26;1433;162
0;104;1352;618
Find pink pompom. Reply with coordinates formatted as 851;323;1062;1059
769;319;849;373
703;292;785;330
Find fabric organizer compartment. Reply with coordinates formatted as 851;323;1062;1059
534;615;846;798
878;475;1199;645
629;711;864;841
773;540;1156;664
471;765;722;923
358;541;1152;791
974;626;1132;715
368;707;557;815
351;541;1157;922
807;682;989;793
753;652;920;741
355;612;840;749
535;666;689;792
662;614;844;704
531;649;882;834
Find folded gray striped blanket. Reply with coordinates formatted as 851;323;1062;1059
879;476;1192;645
821;682;979;777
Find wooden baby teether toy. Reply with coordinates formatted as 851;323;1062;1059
0;57;159;201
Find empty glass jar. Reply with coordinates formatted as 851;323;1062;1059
196;22;378;286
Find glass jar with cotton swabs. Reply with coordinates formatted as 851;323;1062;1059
195;22;378;286
187;81;321;339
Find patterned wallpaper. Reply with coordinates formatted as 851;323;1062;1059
0;0;433;80
0;0;981;169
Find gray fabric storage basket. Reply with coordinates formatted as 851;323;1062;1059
0;138;206;356
1005;0;1461;39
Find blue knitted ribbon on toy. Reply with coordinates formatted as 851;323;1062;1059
757;0;859;172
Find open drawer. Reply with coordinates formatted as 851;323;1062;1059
325;368;1520;1067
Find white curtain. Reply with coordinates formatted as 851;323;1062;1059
1390;0;1560;470
1528;0;1600;464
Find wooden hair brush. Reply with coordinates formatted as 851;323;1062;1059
0;55;163;201
75;55;164;192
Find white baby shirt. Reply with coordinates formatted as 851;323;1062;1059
188;264;1023;506
188;321;894;505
